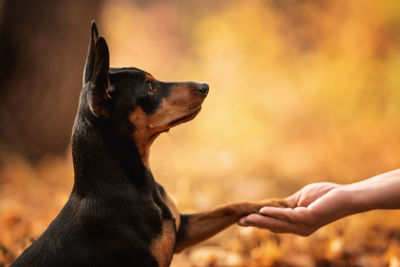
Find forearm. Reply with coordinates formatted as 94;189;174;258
306;170;400;227
175;203;258;252
176;199;291;252
344;169;400;211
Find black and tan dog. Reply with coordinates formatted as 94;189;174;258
11;22;291;267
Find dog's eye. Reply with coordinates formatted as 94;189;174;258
147;82;154;95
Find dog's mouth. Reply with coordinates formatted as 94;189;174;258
147;107;202;143
168;107;202;127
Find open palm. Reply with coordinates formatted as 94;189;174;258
238;182;354;236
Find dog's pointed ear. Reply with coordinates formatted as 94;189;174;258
87;37;111;117
83;21;99;85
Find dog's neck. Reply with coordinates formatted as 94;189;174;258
71;111;154;196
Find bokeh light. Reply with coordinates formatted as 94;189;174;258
1;0;400;266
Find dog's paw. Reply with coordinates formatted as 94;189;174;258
228;199;294;218
260;198;294;209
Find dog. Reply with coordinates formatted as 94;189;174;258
11;21;291;267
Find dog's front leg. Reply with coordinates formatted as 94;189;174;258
174;199;292;252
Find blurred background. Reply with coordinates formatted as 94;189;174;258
1;0;400;266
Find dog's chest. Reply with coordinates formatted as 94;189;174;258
150;220;176;267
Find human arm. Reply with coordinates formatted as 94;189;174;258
238;169;400;236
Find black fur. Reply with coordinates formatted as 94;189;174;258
11;21;207;267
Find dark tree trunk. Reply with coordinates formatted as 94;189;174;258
0;0;104;162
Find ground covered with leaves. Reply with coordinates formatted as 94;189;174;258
0;156;399;267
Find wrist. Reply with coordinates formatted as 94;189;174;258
336;184;370;214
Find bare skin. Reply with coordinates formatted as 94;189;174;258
238;169;400;236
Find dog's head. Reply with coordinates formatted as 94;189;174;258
82;21;208;166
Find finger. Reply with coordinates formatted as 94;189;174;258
243;214;304;234
259;206;298;222
260;206;315;227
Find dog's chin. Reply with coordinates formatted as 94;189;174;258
148;107;202;142
167;107;202;128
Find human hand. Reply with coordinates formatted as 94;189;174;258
238;182;355;236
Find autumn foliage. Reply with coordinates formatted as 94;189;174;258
1;0;400;266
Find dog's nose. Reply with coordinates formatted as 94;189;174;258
196;83;209;96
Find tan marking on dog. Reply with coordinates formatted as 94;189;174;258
164;193;180;230
145;74;156;83
129;106;153;168
128;83;204;168
150;220;176;267
145;84;197;129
